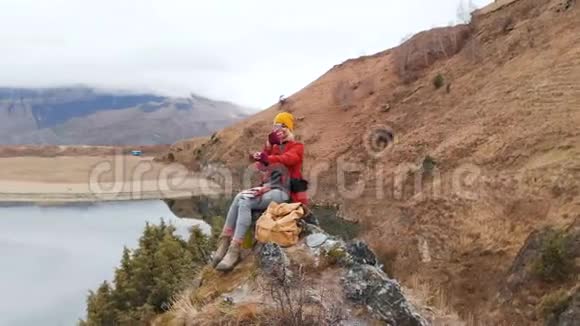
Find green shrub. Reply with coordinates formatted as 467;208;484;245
210;132;219;143
538;289;571;322
311;206;361;240
79;221;214;325
323;244;348;266
531;230;573;282
208;215;226;249
422;155;437;175
433;74;445;89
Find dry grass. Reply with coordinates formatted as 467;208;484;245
405;274;509;326
258;267;346;326
170;303;263;326
370;240;399;276
392;25;471;83
456;205;513;254
165;265;345;326
194;258;258;301
406;274;465;325
167;287;200;325
163;258;260;326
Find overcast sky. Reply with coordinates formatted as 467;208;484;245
0;0;491;108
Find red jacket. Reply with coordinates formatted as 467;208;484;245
264;141;308;204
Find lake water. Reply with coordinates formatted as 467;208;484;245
0;200;208;326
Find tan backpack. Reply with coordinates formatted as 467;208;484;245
255;202;305;247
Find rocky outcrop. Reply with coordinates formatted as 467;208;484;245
346;240;379;267
502;228;556;299
258;226;428;326
343;264;425;326
502;223;580;301
259;243;290;281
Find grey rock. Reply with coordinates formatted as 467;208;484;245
259;243;289;281
343;264;426;326
346;240;378;266
306;233;329;248
501;224;580;302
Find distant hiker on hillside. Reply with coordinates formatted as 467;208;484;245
213;112;308;271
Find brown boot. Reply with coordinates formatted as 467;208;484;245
215;242;241;272
211;236;231;267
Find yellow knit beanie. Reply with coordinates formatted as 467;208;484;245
273;112;294;131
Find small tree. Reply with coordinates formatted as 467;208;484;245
80;281;119;326
80;220;214;325
188;225;212;262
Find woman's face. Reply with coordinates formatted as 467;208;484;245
272;123;289;139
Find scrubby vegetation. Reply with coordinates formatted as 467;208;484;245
79;221;215;326
433;74;445;89
261;269;345;325
422;155;437;176
322;243;348;266
531;230;573;282
538;289;572;322
168;266;345;326
373;243;399;277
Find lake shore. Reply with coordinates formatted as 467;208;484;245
0;155;220;203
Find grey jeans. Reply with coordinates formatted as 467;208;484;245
224;188;289;241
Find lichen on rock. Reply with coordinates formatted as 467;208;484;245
346;240;379;267
258;243;290;281
343;264;427;326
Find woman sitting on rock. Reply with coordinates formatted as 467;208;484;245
213;112;307;271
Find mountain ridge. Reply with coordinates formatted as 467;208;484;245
0;86;250;145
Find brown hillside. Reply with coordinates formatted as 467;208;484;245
160;0;580;323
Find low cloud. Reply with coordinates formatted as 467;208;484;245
0;0;491;108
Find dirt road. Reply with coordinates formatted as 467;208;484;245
0;155;220;203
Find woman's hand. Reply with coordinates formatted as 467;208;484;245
258;152;269;164
268;130;284;145
248;151;259;162
250;151;269;165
